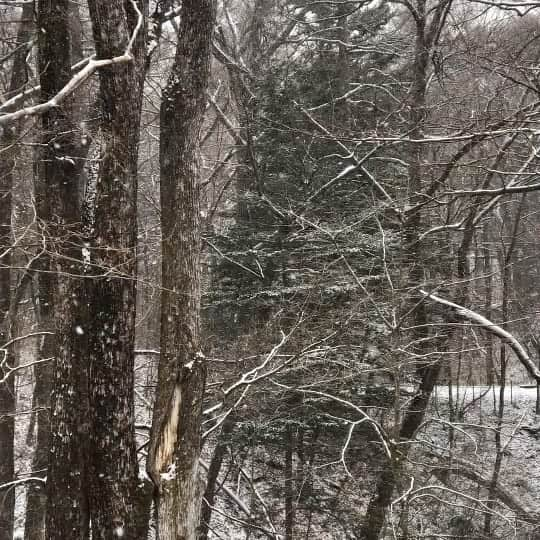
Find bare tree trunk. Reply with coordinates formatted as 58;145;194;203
199;415;236;540
483;238;495;388
284;424;295;540
32;1;91;538
25;3;91;537
484;198;523;535
360;2;452;538
0;100;15;540
24;334;54;540
82;1;148;538
0;5;34;539
147;1;216;538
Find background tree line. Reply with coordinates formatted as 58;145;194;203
3;0;540;539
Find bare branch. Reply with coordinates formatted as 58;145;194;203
430;453;539;524
0;476;46;492
0;0;143;126
420;290;540;382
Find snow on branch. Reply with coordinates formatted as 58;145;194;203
0;476;46;492
0;0;143;127
420;289;540;382
296;101;397;207
448;182;540;196
470;0;540;15
0;331;56;383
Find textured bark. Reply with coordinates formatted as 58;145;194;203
82;1;148;539
0;6;34;539
24;335;54;540
147;2;216;539
37;1;89;538
27;4;90;538
0;106;15;540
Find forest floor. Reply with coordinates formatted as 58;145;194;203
411;384;540;539
10;382;540;539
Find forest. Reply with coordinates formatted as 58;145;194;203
3;0;540;539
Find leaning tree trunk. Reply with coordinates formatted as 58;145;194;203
147;1;216;539
0;5;34;539
198;415;237;540
83;1;148;538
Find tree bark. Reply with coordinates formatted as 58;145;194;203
83;1;148;538
0;5;34;539
26;3;90;537
33;1;89;538
147;1;216;539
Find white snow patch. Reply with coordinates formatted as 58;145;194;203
14;529;24;540
160;463;176;482
113;525;124;537
138;469;151;482
82;246;90;265
75;326;84;335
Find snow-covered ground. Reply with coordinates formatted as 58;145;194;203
11;381;540;539
407;384;540;539
432;383;539;404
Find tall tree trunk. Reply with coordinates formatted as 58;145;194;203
360;2;452;538
0;5;34;539
0;74;16;540
147;1;216;539
37;1;89;538
484;199;523;535
26;3;89;537
83;1;148;538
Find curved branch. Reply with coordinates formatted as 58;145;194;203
420;290;540;381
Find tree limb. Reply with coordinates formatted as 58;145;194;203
420;290;540;381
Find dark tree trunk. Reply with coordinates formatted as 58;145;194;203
27;3;89;536
36;1;90;538
0;100;15;540
284;424;295;540
147;1;216;538
359;2;452;538
0;5;34;539
83;1;148;538
199;415;236;540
